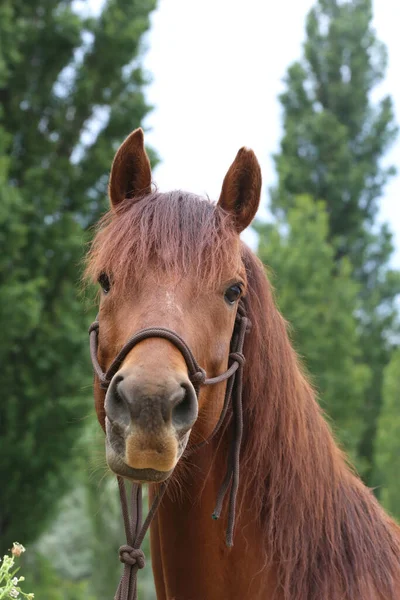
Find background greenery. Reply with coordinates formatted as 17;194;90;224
0;0;398;598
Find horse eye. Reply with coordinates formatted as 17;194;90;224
224;284;243;305
98;272;111;294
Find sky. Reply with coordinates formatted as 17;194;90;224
88;0;400;261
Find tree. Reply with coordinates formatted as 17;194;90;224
270;0;399;482
375;350;400;521
0;0;157;551
256;197;370;465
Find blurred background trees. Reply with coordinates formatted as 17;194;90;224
0;0;399;598
375;350;400;516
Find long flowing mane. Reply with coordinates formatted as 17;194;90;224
86;191;400;600
240;245;400;600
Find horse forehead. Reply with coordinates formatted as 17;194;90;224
112;285;193;326
164;290;183;315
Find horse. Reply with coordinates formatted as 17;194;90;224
85;128;400;600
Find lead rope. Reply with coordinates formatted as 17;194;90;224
114;479;168;600
89;303;250;600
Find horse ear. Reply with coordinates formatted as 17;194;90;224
218;147;262;232
109;128;152;208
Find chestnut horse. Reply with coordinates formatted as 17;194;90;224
86;128;400;600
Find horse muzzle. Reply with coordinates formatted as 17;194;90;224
89;315;249;484
104;367;198;480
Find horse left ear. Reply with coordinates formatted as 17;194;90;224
218;147;262;232
109;128;152;208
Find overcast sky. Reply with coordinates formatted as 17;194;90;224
88;0;400;262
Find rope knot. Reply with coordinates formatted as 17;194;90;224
118;545;146;569
191;368;206;386
229;352;246;367
236;314;251;333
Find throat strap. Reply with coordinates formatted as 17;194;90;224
89;301;250;600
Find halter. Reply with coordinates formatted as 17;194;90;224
88;300;251;600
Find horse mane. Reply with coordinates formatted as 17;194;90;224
240;245;400;600
86;191;400;600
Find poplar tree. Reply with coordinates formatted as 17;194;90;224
268;0;399;481
375;350;400;520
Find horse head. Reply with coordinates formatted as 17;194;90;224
87;128;261;483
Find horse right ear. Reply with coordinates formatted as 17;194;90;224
218;146;262;233
109;128;152;208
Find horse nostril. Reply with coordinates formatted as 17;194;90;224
105;374;132;426
171;383;198;432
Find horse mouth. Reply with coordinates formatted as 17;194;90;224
105;438;174;482
105;419;190;483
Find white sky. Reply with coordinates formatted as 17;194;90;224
140;0;400;263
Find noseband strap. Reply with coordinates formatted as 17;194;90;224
88;300;251;600
89;318;247;392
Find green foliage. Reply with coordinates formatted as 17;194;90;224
0;0;157;551
269;0;399;482
375;350;400;520
22;551;96;600
0;543;34;600
256;197;370;463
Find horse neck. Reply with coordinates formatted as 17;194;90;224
150;424;279;600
